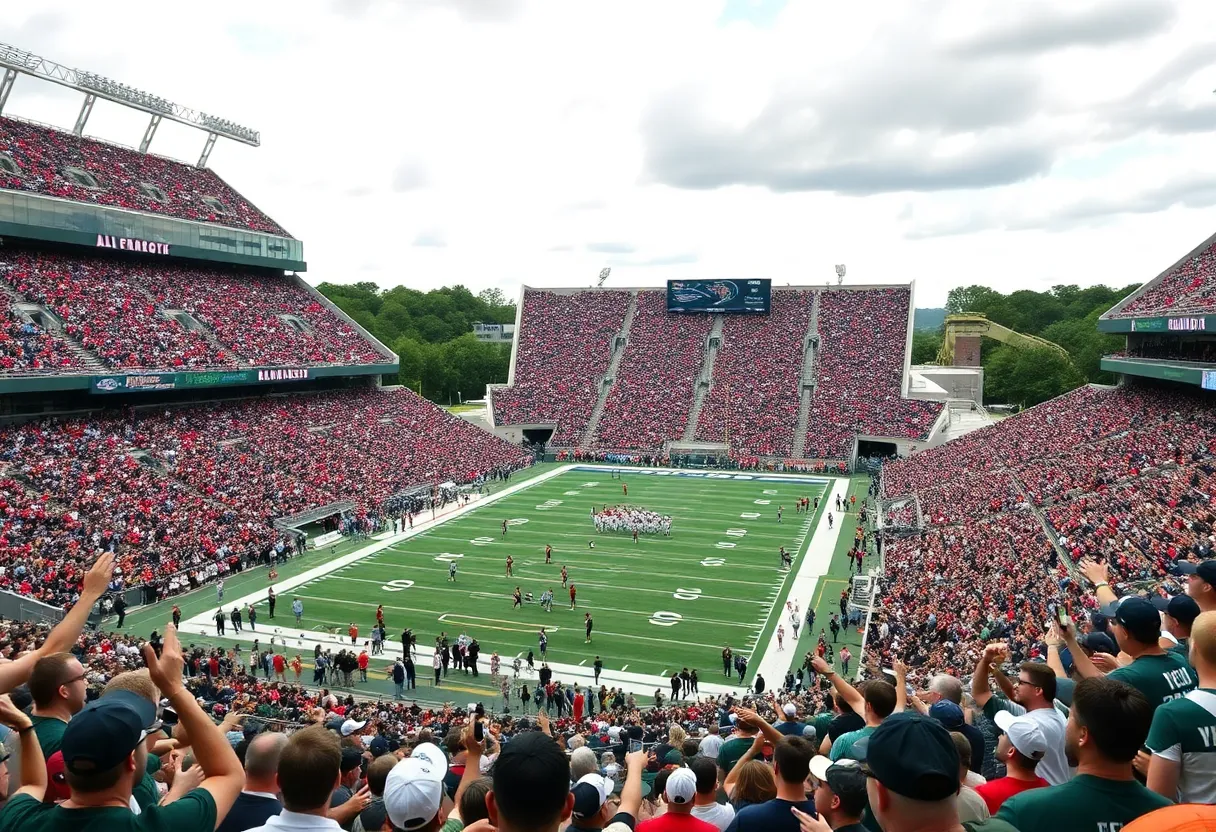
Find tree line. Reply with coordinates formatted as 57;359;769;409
911;283;1139;408
318;282;514;404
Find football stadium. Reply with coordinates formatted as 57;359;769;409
0;28;1214;832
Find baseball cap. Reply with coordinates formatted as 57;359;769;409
1109;596;1162;641
384;742;448;830
992;711;1048;760
664;767;697;804
1151;594;1202;627
1173;560;1216;585
341;718;368;737
1078;631;1119;655
927;700;964;729
370;735;390;757
809;756;868;801
44;751;71;802
571;773;611;819
862;713;958;801
782;703;797;717
60;696;150;775
340;746;365;773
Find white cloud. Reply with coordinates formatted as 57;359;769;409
2;0;1214;305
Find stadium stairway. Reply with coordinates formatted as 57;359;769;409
580;291;639;447
681;315;725;442
790;293;821;459
0;282;106;371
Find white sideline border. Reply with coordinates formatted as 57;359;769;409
180;464;842;698
752;477;849;690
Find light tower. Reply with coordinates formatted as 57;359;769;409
835;264;847;285
597;267;611;287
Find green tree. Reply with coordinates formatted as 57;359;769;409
911;330;942;364
984;345;1085;408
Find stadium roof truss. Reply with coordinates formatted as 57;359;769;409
0;42;260;168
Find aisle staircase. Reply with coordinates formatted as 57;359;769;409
682;315;725;441
580;291;639;447
790;292;821;459
0;282;106;371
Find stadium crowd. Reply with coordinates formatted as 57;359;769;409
0;313;80;373
0;249;392;372
0;117;289;235
0;388;530;608
593;291;711;451
804;289;942;461
492;290;631;445
1109;237;1216;318
695;290;813;457
0;538;1210;832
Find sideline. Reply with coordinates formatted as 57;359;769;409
751;477;849;690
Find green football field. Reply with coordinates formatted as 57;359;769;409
282;468;832;679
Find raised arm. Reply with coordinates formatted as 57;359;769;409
1044;623;1068;679
722;733;765;797
448;720;486;823
0;553;114;694
1078;559;1119;610
618;749;649;818
144;625;245;829
971;643;1005;709
1060;618;1103;680
0;693;44;801
811;656;864;716
893;659;909;714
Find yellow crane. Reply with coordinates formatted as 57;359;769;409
936;313;1070;366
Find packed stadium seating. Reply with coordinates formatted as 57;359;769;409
0;312;81;372
491;290;631;444
694;289;813;457
0;388;530;607
0;117;289;235
593;290;711;450
0;249;392;371
872;383;1216;679
804;288;942;459
1108;235;1216;318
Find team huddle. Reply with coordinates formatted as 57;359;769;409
592;504;672;535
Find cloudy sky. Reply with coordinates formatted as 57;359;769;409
5;0;1216;305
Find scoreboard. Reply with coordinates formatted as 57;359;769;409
667;279;771;314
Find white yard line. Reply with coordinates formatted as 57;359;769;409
181;463;838;699
751;477;849;690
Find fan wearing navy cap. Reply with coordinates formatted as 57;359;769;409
0;622;245;832
1066;593;1197;710
1173;558;1216;613
1153;594;1201;660
997;677;1171;832
567;748;647;832
842;713;1014;832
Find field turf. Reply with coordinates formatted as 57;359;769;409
284;468;831;680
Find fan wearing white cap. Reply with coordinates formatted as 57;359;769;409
974;712;1050;815
383;742;451;832
636;767;716;832
774;702;805;737
567;748;647;832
